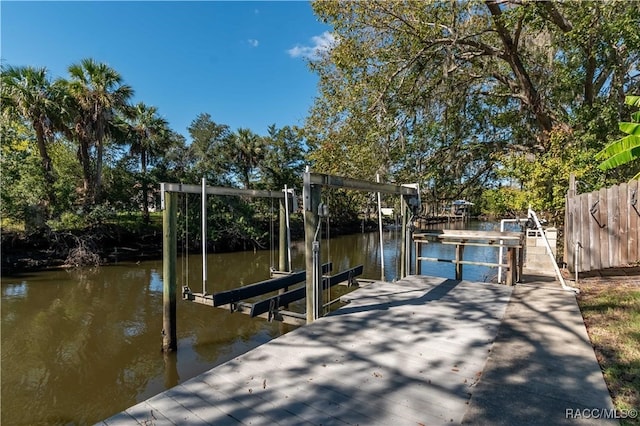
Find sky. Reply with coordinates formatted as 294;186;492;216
1;1;334;140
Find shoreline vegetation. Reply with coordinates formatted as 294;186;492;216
0;214;379;276
1;224;163;275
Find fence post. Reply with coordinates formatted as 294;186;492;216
565;173;576;271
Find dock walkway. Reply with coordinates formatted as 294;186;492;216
101;275;615;425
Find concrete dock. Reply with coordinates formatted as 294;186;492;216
101;275;615;425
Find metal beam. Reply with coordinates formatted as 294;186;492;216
211;263;332;307
160;182;290;210
307;173;418;196
251;265;363;318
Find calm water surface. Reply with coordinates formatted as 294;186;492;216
1;222;503;425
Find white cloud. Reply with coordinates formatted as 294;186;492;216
287;31;336;60
248;39;259;48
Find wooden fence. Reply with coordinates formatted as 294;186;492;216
564;177;640;273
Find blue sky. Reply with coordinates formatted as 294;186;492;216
1;1;333;139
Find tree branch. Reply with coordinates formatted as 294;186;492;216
538;1;573;32
485;0;554;135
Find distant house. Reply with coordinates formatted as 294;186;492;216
380;208;394;217
452;200;474;216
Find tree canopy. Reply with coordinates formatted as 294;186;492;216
3;0;639;239
1;59;307;249
306;0;640;215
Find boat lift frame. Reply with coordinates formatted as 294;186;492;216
159;172;419;351
302;170;420;323
159;180;297;352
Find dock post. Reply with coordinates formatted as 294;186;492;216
455;244;464;280
506;248;515;286
304;171;321;323
162;189;177;352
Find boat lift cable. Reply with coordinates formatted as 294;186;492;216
326;193;331;314
269;196;275;272
202;177;208;295
180;194;185;287
284;185;292;272
185;193;189;289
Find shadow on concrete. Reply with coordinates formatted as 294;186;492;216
104;276;616;425
461;284;617;425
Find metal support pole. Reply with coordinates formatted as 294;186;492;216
528;208;579;293
312;240;321;320
162;190;177;352
278;197;288;272
376;174;385;281
202;177;207;295
498;220;505;284
304;171;321;323
405;216;412;276
284;185;292;272
400;195;409;278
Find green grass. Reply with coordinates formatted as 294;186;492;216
577;280;640;425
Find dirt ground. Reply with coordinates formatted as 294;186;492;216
564;266;640;286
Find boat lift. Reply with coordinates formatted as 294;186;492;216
159;172;419;352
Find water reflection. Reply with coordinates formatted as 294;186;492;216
1;224;498;425
2;281;27;298
1;260;293;425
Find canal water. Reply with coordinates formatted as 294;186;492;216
1;221;506;425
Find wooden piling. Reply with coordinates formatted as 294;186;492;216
162;190;177;352
506;248;515;286
455;244;465;280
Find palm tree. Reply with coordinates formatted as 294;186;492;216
125;102;169;223
1;65;59;210
63;58;133;206
230;128;265;189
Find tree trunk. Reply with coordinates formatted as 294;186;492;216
33;121;56;210
78;138;94;209
141;151;150;224
95;139;103;204
486;1;554;138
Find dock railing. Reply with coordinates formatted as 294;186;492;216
413;230;525;285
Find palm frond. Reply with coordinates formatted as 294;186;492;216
596;134;640;161
626;95;640;108
597;138;640;170
619;122;640;135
